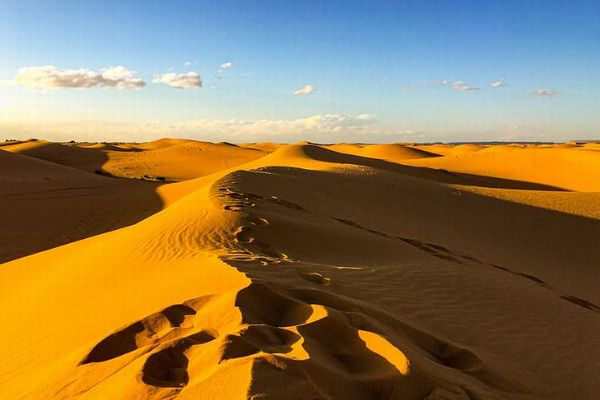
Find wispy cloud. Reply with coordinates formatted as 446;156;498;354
302;113;375;131
15;65;145;90
451;81;479;91
158;114;376;137
220;62;233;69
153;72;201;89
294;84;316;96
136;113;380;142
0;113;383;143
145;113;375;136
489;79;506;88
531;89;559;97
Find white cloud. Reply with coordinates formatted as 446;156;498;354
100;66;145;89
153;72;202;89
489;80;506;88
15;65;145;90
220;62;233;69
451;81;479;91
531;89;559;97
16;66;99;89
183;61;192;66
132;114;378;141
302;114;375;131
294;84;316;96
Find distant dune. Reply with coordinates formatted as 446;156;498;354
0;139;598;399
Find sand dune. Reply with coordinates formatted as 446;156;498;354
404;145;600;191
3;139;268;181
0;140;598;399
327;143;439;162
0;148;163;262
2;139;109;172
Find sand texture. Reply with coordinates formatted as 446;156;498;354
0;139;598;399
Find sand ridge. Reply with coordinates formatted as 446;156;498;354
0;139;598;399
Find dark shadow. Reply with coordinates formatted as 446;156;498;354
96;143;144;152
235;282;314;327
246;318;430;399
141;331;217;388
161;304;197;327
0;141;164;263
11;140;111;172
81;321;145;364
561;296;600;312
219;163;600;327
218;141;240;147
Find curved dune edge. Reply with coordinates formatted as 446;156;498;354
2;138;270;181
403;145;600;192
0;140;599;399
327;143;440;161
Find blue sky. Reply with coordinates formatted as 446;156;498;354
1;0;599;142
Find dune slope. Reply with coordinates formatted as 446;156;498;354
404;145;600;191
0;149;163;262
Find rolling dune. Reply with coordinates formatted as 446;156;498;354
0;140;598;399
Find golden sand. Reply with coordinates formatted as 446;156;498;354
0;139;598;399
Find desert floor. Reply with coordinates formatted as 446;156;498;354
0;139;598;399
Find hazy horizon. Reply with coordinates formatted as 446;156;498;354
1;0;599;143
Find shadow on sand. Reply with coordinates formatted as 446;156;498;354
0;141;164;263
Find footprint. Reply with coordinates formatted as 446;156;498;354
430;253;462;264
514;272;546;286
221;334;261;361
398;237;463;264
436;342;484;372
161;304;197;328
221;326;301;362
224;205;244;211
489;264;598;313
561;295;600;312
250;240;286;259
141;330;218;388
461;254;482;263
300;272;332;286
80;321;146;364
235;283;314;327
81;302;200;364
331;216;467;265
238;325;301;354
265;195;306;211
490;263;510;272
220;188;306;212
234;226;255;244
248;216;269;226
